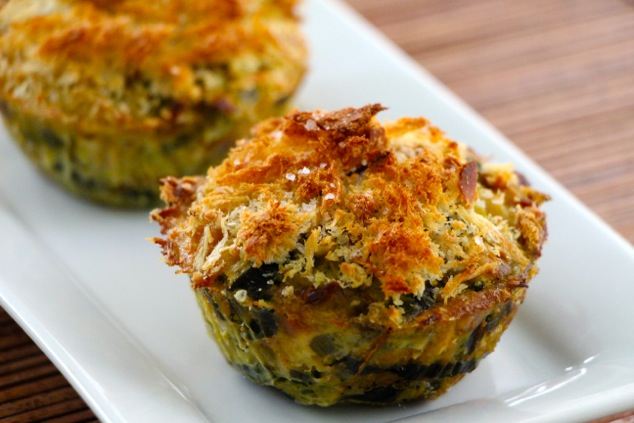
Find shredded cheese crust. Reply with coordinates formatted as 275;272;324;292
153;104;548;305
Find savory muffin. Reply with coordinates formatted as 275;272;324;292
152;104;549;406
0;0;306;206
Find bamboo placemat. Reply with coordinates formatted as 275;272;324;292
1;1;633;421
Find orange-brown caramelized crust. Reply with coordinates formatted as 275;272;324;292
0;0;306;129
34;0;298;66
152;104;549;304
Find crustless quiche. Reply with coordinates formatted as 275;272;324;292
0;0;306;206
152;104;549;406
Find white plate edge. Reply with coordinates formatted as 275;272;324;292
0;197;212;423
0;1;632;422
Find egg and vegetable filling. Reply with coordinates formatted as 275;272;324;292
152;104;548;405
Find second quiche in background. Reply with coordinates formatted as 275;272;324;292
0;0;307;206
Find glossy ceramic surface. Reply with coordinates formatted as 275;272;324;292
1;1;633;422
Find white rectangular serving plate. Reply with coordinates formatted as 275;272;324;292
2;1;634;422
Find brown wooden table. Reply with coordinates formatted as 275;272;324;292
1;0;633;421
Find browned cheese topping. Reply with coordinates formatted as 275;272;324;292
0;0;306;131
153;104;549;310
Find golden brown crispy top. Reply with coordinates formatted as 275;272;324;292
153;105;549;301
0;0;305;129
30;0;297;65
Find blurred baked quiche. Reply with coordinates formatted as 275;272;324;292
0;0;307;206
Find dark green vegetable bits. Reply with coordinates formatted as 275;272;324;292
246;308;278;339
309;334;338;357
370;359;478;381
230;263;280;301
397;286;437;318
344;386;402;405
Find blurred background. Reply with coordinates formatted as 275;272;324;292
344;0;634;245
2;1;633;421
